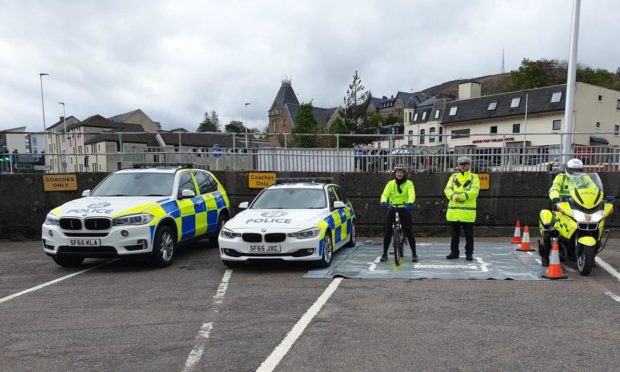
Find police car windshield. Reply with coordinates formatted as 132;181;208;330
251;188;327;209
91;173;174;197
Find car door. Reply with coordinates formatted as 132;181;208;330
192;170;218;235
177;171;198;241
334;186;355;241
326;186;346;248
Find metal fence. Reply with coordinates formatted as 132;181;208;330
2;131;620;174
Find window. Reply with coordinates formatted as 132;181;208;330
598;95;603;101
449;106;458;116
422;111;427;120
194;171;216;194
490;126;497;134
408;130;414;145
451;129;470;138
439;127;443;142
596;122;601;128
434;110;440;119
512;123;521;133
408;112;413;122
487;101;497;111
429;127;436;143
178;172;196;196
510;97;521;108
334;186;349;203
413;113;418;121
551;91;562;103
615;125;619;136
420;129;426;144
327;187;338;209
552;120;561;130
617;99;620;110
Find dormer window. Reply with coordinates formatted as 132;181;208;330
413;113;418;121
422;111;427;120
488;101;497;111
510;97;521;108
449;106;458;116
551;91;562;103
434;110;440;119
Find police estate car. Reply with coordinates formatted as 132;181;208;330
42;165;230;268
218;180;356;268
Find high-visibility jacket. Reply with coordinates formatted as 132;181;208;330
444;171;480;223
548;173;597;201
380;179;416;205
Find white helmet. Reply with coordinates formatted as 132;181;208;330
565;158;584;179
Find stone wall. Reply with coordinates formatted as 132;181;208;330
1;171;618;240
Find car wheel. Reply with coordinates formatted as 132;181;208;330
52;255;84;268
344;220;356;248
315;232;333;268
212;213;229;248
151;225;176;268
222;260;243;268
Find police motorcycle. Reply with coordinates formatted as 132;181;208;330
538;173;614;276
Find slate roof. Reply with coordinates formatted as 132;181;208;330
108;109;141;123
285;104;339;127
47;116;80;130
442;84;567;125
270;80;299;111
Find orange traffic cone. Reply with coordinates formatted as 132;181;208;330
511;220;522;244
516;226;535;252
542;241;567;279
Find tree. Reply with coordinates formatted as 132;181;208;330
292;102;318;148
197;110;221;132
224;120;246;134
343;70;370;132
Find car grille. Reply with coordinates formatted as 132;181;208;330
578;223;598;231
64;232;109;237
60;218;82;230
84;218;112;230
242;233;262;243
265;233;286;243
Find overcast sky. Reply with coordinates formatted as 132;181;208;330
1;0;618;133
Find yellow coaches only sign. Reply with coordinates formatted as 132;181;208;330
478;173;490;190
43;174;78;192
248;172;276;189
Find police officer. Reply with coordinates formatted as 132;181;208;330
380;164;417;262
444;156;480;261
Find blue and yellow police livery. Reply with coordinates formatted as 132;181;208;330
218;181;356;268
42;165;230;268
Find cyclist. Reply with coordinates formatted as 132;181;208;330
380;164;417;262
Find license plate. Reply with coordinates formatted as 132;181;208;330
248;244;281;253
69;239;101;247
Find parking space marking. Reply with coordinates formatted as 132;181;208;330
182;269;232;372
256;278;343;372
604;291;620;303
0;260;115;304
596;257;620;281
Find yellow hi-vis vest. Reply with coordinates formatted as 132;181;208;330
444;171;480;223
380;179;416;205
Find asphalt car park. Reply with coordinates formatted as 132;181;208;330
1;238;620;371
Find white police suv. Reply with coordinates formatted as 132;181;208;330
218;180;356;268
42;165;230;268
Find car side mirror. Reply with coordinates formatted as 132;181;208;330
333;201;346;209
179;189;196;199
82;189;91;197
239;201;249;209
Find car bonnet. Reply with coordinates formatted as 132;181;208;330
225;209;327;231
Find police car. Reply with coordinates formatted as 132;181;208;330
218;180;356;268
42;164;230;268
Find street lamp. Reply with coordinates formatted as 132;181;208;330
245;102;251;148
39;73;49;156
59;102;67;172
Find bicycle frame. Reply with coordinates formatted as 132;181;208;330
389;204;407;265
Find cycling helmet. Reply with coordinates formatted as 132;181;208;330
393;164;406;172
457;156;472;165
565;158;584;179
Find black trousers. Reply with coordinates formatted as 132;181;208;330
450;221;474;255
383;209;416;255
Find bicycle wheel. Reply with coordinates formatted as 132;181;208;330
393;226;402;265
398;230;405;259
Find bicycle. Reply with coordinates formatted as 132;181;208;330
389;204;407;265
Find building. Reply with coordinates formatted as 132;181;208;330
267;78;339;147
367;92;426;121
1;126;45;154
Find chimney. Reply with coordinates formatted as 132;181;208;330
458;81;482;100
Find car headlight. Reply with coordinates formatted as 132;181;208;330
287;227;321;239
113;213;154;226
44;213;60;226
220;228;241;239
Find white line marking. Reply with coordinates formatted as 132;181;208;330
368;256;381;271
256;278;343;372
527;251;533;256
182;269;233;371
475;256;489;272
535;258;542;264
213;269;232;304
596;257;620;281
182;322;213;372
0;260;116;304
604;291;620;303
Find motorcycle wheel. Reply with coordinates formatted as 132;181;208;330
576;244;595;276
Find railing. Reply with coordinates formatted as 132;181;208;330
1;131;619;174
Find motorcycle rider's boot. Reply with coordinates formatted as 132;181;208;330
541;255;549;267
